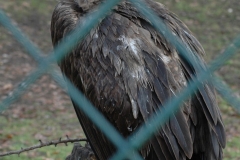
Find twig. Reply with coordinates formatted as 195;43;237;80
0;136;87;157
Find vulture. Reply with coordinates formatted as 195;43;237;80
51;0;226;159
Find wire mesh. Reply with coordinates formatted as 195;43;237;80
0;0;240;160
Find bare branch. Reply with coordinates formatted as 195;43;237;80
0;137;87;157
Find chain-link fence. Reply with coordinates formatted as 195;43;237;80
0;0;240;159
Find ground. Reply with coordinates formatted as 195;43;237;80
0;0;240;160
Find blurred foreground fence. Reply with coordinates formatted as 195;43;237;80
0;0;240;159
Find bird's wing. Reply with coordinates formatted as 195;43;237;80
51;2;118;160
51;1;225;160
143;1;226;159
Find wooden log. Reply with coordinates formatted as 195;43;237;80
66;143;96;160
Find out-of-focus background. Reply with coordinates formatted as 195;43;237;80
0;0;239;159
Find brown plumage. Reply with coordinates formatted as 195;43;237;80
51;0;226;159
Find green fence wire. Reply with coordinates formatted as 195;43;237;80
0;0;240;160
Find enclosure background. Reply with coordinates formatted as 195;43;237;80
0;0;239;159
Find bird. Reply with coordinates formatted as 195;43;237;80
51;0;226;159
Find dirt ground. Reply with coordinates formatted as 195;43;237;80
0;0;240;160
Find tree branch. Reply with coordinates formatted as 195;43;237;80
0;135;87;157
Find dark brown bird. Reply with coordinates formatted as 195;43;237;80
51;0;226;159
